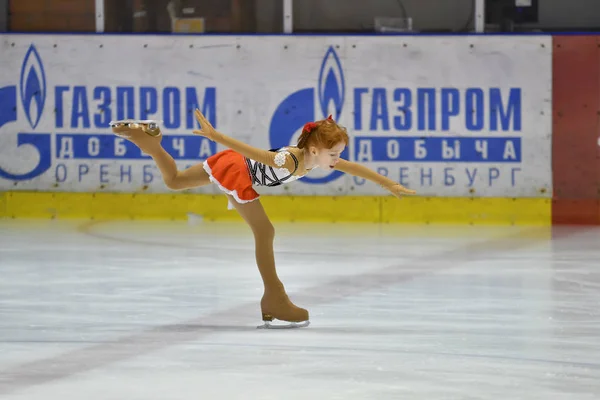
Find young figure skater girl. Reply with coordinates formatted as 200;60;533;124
110;110;415;328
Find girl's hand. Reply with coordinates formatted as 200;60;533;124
389;184;416;199
192;109;218;141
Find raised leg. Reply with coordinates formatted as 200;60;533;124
151;150;211;190
111;121;211;190
226;195;309;324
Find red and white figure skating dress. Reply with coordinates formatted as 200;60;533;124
203;147;314;209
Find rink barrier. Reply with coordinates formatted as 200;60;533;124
6;34;600;224
0;191;551;225
551;35;600;225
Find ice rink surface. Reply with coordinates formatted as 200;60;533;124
1;219;599;399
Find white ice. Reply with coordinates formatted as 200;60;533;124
1;219;599;399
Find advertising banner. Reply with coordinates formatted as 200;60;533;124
0;35;552;197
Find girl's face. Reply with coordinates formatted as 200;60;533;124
311;142;346;170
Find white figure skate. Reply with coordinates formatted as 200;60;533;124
109;119;162;138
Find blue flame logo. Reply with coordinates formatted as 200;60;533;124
0;44;52;181
269;46;348;185
20;45;46;130
318;47;345;121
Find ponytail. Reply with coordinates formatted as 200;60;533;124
297;122;318;149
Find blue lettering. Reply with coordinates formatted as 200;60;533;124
78;164;89;181
466;168;477;186
54;86;69;128
94;86;111;128
441;88;460;131
54;85;219;132
353;87;369;130
140;87;158;120
117;87;135;120
185;88;198;129
490;88;521;131
370;88;389;131
417;88;435;131
202;87;217;127
393;88;412;131
143;165;154;183
163;87;180;129
186;87;217;129
511;167;521;186
489;167;500;186
120;165;132;183
465;88;484;131
444;167;455;186
100;164;109;183
420;167;432;186
71;86;90;129
399;167;409;186
55;164;67;182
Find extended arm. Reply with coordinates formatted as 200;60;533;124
193;109;298;172
334;159;416;197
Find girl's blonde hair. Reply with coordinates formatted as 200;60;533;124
297;116;349;150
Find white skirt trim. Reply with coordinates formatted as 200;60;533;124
202;160;260;210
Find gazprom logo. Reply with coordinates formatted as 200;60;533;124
269;46;348;184
20;45;46;129
0;44;52;181
318;47;345;121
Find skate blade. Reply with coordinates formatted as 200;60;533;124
257;320;310;329
109;119;162;128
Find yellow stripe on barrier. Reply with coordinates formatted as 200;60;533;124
381;196;551;225
0;191;551;225
0;191;6;216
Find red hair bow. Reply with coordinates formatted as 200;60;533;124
303;115;334;133
303;122;317;133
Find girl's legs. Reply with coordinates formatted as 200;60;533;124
112;123;307;322
149;146;211;190
226;195;309;323
112;123;211;190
